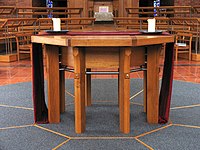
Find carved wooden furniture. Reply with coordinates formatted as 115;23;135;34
31;31;174;134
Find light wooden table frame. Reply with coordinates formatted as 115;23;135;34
32;32;174;134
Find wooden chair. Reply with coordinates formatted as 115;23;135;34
15;32;33;61
174;32;193;61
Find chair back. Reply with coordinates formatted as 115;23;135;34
174;32;193;61
16;33;32;46
175;32;192;48
15;32;33;61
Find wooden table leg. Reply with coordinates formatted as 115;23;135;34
119;47;131;134
73;47;86;133
46;45;60;123
85;68;91;106
146;45;161;123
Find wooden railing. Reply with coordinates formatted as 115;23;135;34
113;17;200;54
0;17;95;55
126;6;197;17
0;6;199;18
38;17;95;30
16;7;83;18
0;17;95;32
0;7;83;18
0;5;200;56
113;17;170;31
193;6;200;14
0;18;37;29
0;6;16;17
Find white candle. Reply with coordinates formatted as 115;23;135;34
52;18;61;31
147;18;156;32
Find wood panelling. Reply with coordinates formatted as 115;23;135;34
68;0;88;17
119;0;139;17
94;1;113;12
0;0;32;7
68;0;139;17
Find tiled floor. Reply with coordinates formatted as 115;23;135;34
0;58;200;86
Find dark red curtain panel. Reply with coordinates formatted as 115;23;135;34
32;43;48;123
159;42;174;123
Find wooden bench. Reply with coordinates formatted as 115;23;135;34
0;18;37;61
0;6;16;18
126;6;193;17
0;18;37;31
113;17;169;31
62;17;95;30
38;17;95;31
16;7;83;18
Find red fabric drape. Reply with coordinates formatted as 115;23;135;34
32;43;48;123
159;42;174;123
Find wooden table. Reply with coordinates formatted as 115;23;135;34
31;31;174;134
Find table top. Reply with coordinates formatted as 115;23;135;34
31;31;174;47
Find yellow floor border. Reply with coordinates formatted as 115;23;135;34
34;124;71;139
170;104;200;110
173;124;200;129
1;87;199;150
130;89;144;101
135;124;173;138
0;104;33;110
71;136;135;140
0;124;33;130
134;137;154;150
65;89;75;98
130;102;143;106
52;139;71;150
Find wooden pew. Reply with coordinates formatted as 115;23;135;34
126;6;193;17
16;7;83;18
0;6;16;18
38;17;95;31
170;17;199;37
0;18;37;61
0;18;37;32
193;6;200;15
113;17;169;31
61;17;95;30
